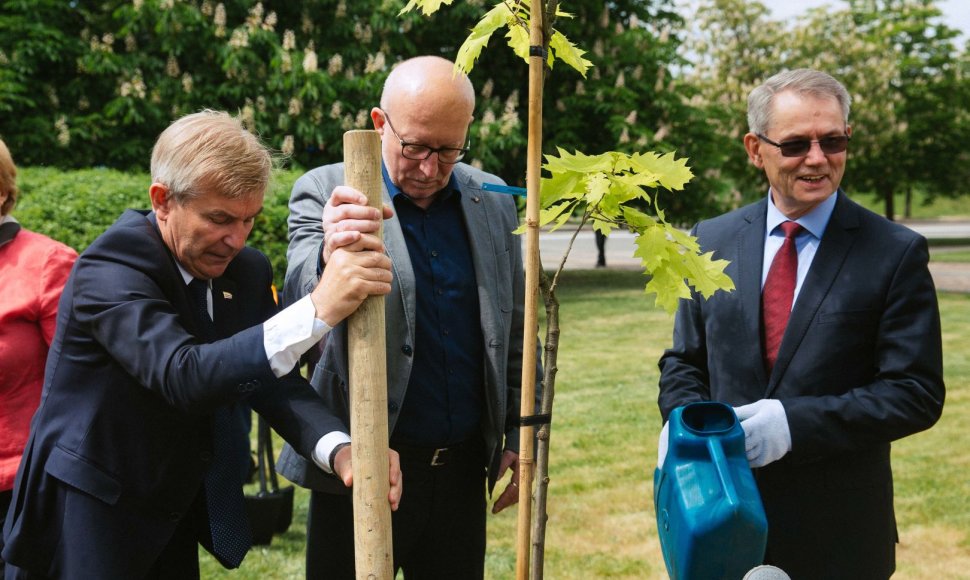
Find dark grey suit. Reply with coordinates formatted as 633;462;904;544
277;162;539;492
658;192;945;579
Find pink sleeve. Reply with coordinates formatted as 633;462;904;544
38;243;78;346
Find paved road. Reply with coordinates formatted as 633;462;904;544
534;221;970;293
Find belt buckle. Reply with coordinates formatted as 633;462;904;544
430;447;448;466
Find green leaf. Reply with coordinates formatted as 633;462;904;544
544;148;614;174
629;151;694;191
398;0;456;17
584;172;610;207
540;170;584;206
647;268;694;314
505;19;530;62
538;201;578;232
455;3;512;75
549;30;593;78
621;206;658;231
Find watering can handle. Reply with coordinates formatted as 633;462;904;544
708;437;740;507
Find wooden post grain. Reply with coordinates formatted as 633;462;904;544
516;4;546;579
344;130;393;580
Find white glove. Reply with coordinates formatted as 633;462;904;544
657;422;669;470
734;399;791;468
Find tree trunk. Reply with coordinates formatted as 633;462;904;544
531;270;560;580
883;186;895;222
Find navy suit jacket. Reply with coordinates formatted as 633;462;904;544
658;193;944;578
1;210;342;578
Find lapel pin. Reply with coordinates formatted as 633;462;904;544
222;291;233;300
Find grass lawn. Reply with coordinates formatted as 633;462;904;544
203;269;970;578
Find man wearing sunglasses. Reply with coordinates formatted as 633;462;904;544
276;55;540;578
658;69;944;577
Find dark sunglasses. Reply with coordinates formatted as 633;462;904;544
756;134;850;157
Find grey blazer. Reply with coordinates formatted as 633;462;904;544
276;162;540;494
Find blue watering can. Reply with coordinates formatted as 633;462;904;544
654;401;768;579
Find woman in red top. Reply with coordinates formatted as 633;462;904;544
0;139;77;562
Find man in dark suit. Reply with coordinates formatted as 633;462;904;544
1;110;400;579
657;69;945;579
275;56;540;578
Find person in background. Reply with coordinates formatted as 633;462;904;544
594;229;607;267
657;68;944;578
1;111;400;579
0;138;78;576
276;55;540;579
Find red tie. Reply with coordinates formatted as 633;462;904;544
762;221;803;371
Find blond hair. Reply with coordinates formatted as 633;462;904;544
150;110;272;205
0;138;17;216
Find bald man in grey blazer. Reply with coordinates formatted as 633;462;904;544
276;56;540;579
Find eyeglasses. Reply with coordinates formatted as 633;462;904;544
379;109;470;164
756;133;850;157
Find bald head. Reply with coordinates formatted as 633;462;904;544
380;56;475;122
372;56;477;208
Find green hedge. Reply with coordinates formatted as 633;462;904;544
15;167;303;290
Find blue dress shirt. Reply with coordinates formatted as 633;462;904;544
383;164;485;447
762;191;838;305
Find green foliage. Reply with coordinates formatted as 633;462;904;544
13;166;299;290
530;148;733;312
1;0;719;222
686;0;970;217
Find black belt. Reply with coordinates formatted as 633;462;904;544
391;438;479;467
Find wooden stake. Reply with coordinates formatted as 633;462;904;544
344;130;393;580
516;4;546;579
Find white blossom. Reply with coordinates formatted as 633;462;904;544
55;116;70;146
181;73;193;93
229;29;249;49
166;55;180;78
281;135;295;156
364;52;386;74
288;98;302;116
330;101;343;119
303;43;318;73
481;78;494;99
327;53;343;75
283;30;296;51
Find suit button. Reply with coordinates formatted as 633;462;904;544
401;345;413;356
388;401;399;412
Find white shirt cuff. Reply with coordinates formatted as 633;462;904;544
263;295;331;377
312;431;352;474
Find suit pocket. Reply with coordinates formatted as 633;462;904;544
45;445;122;506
